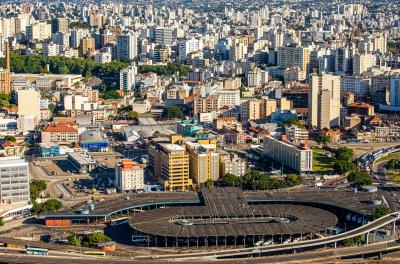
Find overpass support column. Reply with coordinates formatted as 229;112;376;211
365;232;369;245
391;221;396;237
334;242;337;248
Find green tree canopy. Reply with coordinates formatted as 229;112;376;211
67;233;81;246
3;135;16;142
82;232;112;247
30;180;47;200
347;171;372;186
162;106;183;119
335;147;354;162
103;90;122;100
374;205;390;220
333;160;356;174
221;173;241;187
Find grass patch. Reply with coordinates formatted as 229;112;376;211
313;148;335;173
386;169;400;182
375;152;400;163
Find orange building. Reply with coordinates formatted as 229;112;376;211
0;42;11;94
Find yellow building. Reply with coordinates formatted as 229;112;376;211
241;99;261;121
186;140;219;187
160;143;192;191
261;97;277;118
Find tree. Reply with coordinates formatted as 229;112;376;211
343;235;364;247
103;90;122;100
0;217;4;227
0;93;11;108
67;233;81;246
317;135;331;146
335;147;353;162
347;171;372;186
221;173;241;187
162;106;183;119
333;160;356;174
3;135;16;142
286;174;303;187
82;232;111;247
374;205;390;220
128;111;139;119
30;180;47;200
33;198;63;214
204;179;214;188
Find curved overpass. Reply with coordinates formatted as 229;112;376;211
147;212;400;260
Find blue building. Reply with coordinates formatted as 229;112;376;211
39;143;61;157
176;120;204;137
79;130;109;152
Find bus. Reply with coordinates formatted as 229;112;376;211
83;251;106;256
26;247;48;256
132;235;151;243
109;217;129;226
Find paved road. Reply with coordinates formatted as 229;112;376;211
0;241;399;264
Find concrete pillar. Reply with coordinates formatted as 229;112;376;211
365;232;369;245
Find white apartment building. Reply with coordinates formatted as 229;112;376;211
63;94;98;112
217;89;241;107
42;42;60;57
115;159;144;192
94;52;112;64
117;33;138;61
263;136;313;172
26;21;52;41
341;76;371;98
178;38;203;63
0;157;30;204
120;65;137;91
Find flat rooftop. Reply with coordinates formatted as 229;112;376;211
67;152;97;165
0;157;27;167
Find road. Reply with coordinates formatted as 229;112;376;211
0;241;399;264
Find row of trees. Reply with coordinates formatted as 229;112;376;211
0;53;191;92
30;180;47;200
220;171;302;191
32;199;63;215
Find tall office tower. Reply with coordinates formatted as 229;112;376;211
89;14;105;28
386;76;400;110
229;42;247;61
159;144;192;191
0;42;10;94
352;53;376;76
52;17;69;33
334;47;350;74
271;30;284;48
79;37;95;56
0;157;30;204
115;159;144;192
277;45;310;72
117;33;138;61
17;89;41;125
308;73;341;129
119;64;137;91
186;141;219;186
178;38;203;63
155;27;173;46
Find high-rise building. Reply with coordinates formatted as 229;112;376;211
0;157;30;204
117;33;138;61
241;99;261;121
159;143;192;191
186;140;219;186
334;47;350;74
18;89;41;126
352;53;376;76
220;152;248;177
42;42;60;57
308;73;341;129
52;17;69;33
79;37;95;56
155;27;173;46
115;159;144;192
26;21;52;41
178;38;203;63
119;64;137;91
0;42;10;94
277;45;310;72
260;97;277;118
194;95;221;115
